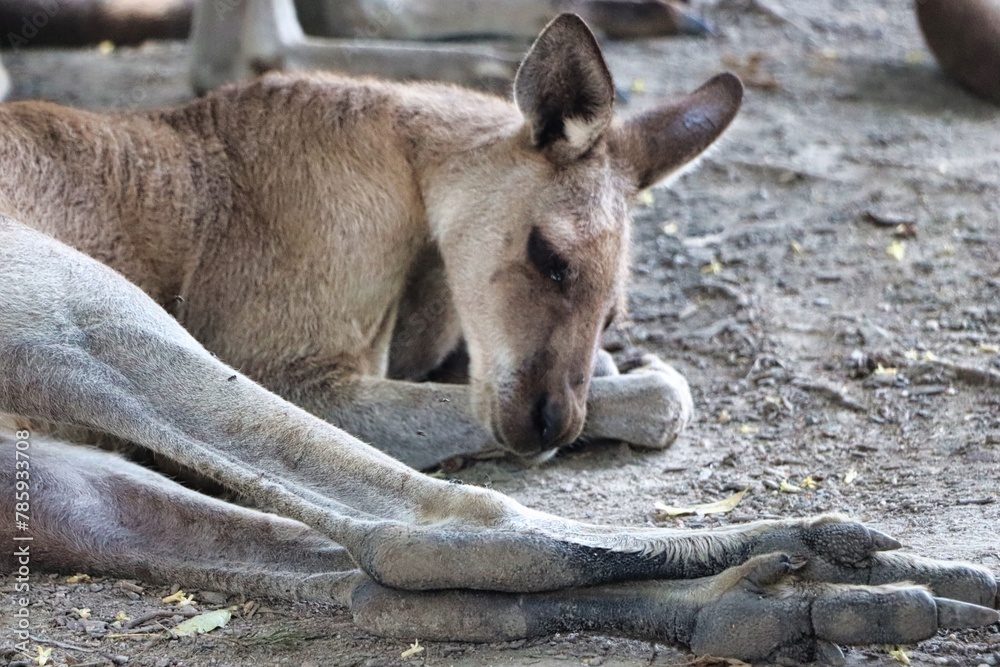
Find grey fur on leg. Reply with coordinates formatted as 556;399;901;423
1;220;995;665
592;349;619;378
317;351;693;470
349;552;996;664
585;354;694;449
0;435;365;604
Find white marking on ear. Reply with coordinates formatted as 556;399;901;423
656;152;706;189
563;116;604;153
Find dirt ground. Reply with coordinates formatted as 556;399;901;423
1;0;999;666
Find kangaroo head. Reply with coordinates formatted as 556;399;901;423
430;14;743;457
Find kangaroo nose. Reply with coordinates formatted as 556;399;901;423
532;393;565;447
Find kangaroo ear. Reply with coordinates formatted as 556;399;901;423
611;73;743;190
514;13;615;163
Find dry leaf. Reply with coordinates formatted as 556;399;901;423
162;589;196;606
738;424;758;435
401;639;425;659
801;475;819;490
631;78;647;94
979;343;999;355
170;608;234;638
844;468;858;485
65;573;91;584
36;646;52;666
653;488;748;520
886;240;905;262
97;40;115;54
638;190;654;206
779;479;802;494
874;364;897;376
243;600;261;619
662;222;679;235
73;607;91;619
701;259;723;275
889;646;911;664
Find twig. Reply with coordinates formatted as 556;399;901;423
903;359;1000;388
28;635;99;653
683;316;743;340
791;377;867;413
689;279;751;307
747;0;811;33
927;359;1000;388
124;606;198;629
115;580;145;594
108;627;166;636
956;497;997;506
871;348;1000;389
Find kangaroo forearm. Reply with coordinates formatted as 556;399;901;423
324;363;692;468
583;360;694;449
323;378;497;469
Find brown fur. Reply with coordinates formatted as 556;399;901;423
0;14;740;462
0;16;996;662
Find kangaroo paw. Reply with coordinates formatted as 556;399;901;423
689;552;999;664
747;516;999;608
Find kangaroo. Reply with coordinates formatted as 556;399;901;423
0;14;996;665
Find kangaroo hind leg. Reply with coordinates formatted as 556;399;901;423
1;432;364;603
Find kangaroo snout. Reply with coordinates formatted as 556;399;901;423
498;370;587;456
531;392;565;447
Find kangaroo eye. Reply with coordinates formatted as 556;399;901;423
527;227;570;286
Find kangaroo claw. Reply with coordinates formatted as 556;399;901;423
936;597;1000;628
868;528;903;552
815;640;846;666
